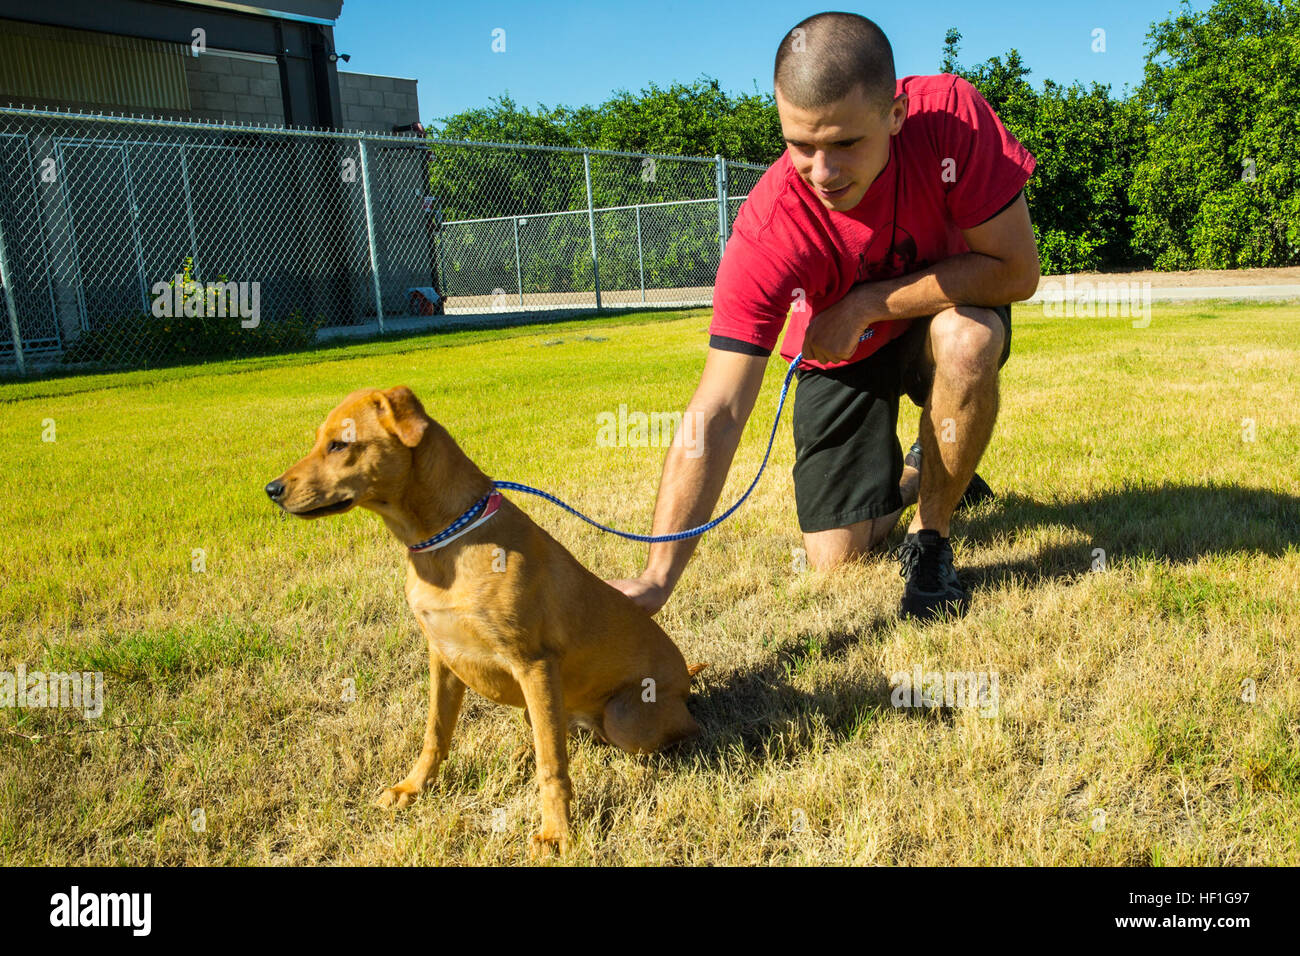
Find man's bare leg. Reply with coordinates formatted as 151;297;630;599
804;509;903;569
899;444;922;508
801;306;1002;572
908;307;1004;537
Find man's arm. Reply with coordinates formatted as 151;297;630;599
801;192;1041;364
607;346;769;615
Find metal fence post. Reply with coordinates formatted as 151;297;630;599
513;216;524;306
433;203;445;307
0;214;25;375
357;138;385;333
582;150;601;310
635;204;645;304
715;154;729;261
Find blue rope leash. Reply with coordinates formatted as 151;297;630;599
493;331;872;544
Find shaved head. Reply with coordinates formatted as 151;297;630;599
774;12;896;113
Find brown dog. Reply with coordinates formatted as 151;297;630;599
266;386;703;853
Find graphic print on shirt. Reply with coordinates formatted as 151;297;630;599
856;221;926;283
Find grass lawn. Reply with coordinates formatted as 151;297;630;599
2;301;1298;865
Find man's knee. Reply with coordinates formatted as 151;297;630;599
804;529;854;570
803;512;899;569
927;306;1005;381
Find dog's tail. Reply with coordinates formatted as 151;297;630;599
687;663;708;679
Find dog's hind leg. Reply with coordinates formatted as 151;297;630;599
377;642;465;809
601;683;700;755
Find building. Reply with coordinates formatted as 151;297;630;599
0;0;438;369
0;0;420;132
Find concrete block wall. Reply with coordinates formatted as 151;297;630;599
184;50;285;125
339;72;420;132
13;48;417;131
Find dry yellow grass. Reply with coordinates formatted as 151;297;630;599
1;302;1297;865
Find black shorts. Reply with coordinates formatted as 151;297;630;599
791;305;1012;534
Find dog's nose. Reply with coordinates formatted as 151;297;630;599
265;480;285;501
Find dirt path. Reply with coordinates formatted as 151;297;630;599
1040;266;1300;288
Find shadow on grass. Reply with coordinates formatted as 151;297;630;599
558;621;908;782
668;618;905;767
955;481;1300;589
655;482;1299;765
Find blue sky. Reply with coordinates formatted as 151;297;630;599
334;0;1206;127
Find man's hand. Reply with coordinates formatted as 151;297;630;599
606;575;671;616
801;281;888;364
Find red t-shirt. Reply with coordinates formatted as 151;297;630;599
709;73;1037;369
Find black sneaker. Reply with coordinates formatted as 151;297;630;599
897;529;970;621
901;443;994;514
904;442;924;471
955;472;995;513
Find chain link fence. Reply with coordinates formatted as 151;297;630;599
0;104;766;375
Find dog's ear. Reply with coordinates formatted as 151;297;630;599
373;386;431;448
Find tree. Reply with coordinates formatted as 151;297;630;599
1130;0;1300;268
432;80;782;166
942;34;1140;272
941;28;962;74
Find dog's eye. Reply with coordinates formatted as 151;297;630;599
327;440;349;453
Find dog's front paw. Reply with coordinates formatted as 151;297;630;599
375;781;421;810
529;829;568;857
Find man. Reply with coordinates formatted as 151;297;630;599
609;12;1040;621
